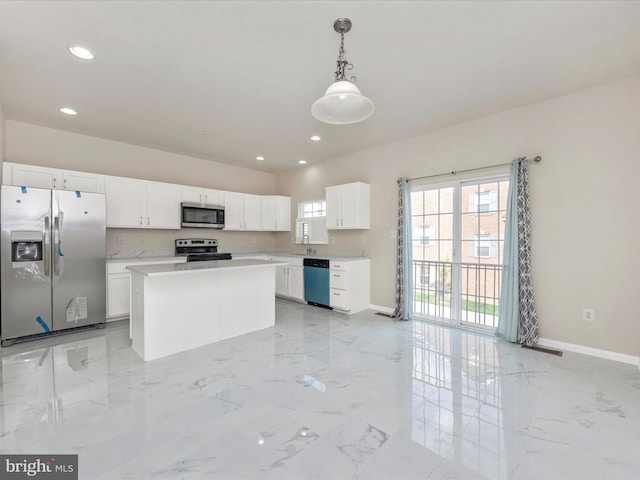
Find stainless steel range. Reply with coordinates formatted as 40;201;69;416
175;238;232;262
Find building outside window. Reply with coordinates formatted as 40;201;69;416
469;191;497;214
469;234;498;258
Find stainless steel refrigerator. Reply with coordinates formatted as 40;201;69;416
1;185;106;345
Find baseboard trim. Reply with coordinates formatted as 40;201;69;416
364;308;640;371
538;337;640;369
370;304;394;315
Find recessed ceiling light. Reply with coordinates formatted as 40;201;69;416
310;135;321;142
256;156;265;161
298;160;307;164
68;46;94;60
60;107;77;115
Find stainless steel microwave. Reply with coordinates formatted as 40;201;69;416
181;202;225;229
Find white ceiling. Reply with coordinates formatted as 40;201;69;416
1;1;639;173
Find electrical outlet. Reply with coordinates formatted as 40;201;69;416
583;308;595;322
139;235;144;244
390;230;397;239
117;235;123;245
360;236;366;245
330;236;335;244
252;236;257;243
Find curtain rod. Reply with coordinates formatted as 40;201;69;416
410;155;542;182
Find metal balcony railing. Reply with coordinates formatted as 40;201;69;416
412;260;503;330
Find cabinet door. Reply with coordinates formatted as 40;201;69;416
10;164;61;189
288;265;305;301
105;176;146;227
325;185;342;229
107;273;131;318
330;269;348;290
341;184;360;228
275;196;291;231
275;265;288;297
223;192;244;230
330;288;349;310
326;183;370;229
62;171;104;193
243;194;261;230
261;196;277;231
203;189;224;206
182;186;204;204
146;181;180;229
341;182;370;229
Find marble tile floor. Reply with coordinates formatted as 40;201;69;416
1;299;639;479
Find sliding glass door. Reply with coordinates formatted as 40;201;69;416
410;176;509;332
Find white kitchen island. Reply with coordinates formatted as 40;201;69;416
127;259;288;361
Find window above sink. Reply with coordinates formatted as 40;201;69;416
296;200;328;245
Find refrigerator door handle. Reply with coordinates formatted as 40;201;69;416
44;216;51;277
53;216;60;275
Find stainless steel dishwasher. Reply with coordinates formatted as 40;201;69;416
303;258;331;308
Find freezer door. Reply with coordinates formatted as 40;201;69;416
51;190;106;331
1;185;54;341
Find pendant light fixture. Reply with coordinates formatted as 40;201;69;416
311;18;374;125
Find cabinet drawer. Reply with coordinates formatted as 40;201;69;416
107;263;130;274
330;288;349;310
330;261;346;270
330;270;347;290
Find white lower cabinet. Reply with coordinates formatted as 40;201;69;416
329;259;371;314
272;256;304;302
288;266;304;301
107;273;131;318
106;257;186;320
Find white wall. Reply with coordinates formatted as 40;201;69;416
0;102;5;183
3;121;278;254
3;78;638;358
275;76;640;358
5;121;275;193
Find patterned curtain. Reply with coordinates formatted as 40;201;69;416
391;177;412;320
496;158;539;346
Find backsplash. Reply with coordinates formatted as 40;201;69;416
106;228;277;256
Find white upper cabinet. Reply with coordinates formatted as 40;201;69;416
224;192;261;231
3;162;104;193
181;186;225;206
5;162;291;233
6;163;60;189
146;181;181;228
105;176;180;229
105;176;144;227
325;182;370;229
261;195;291;231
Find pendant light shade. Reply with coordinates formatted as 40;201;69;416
311;80;374;125
311;18;374;125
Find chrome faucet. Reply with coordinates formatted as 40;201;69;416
303;235;313;255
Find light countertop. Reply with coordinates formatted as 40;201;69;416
127;259;288;277
107;255;183;264
233;253;370;262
